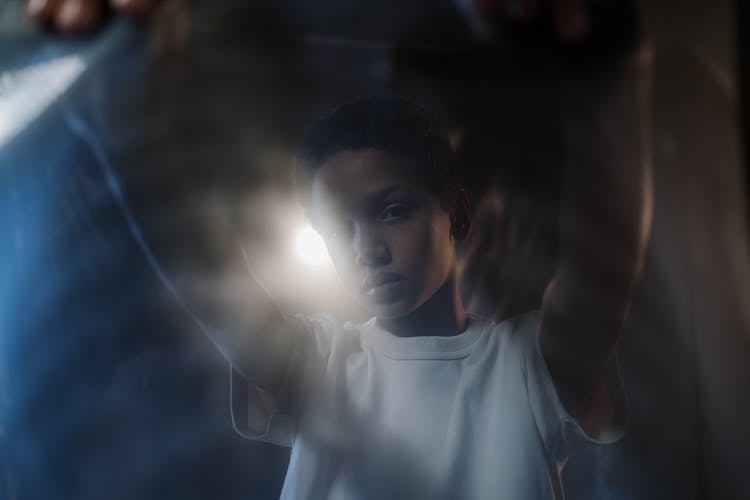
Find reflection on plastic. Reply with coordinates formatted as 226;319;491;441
0;55;85;148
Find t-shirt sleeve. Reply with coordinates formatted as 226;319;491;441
229;313;335;447
519;311;628;462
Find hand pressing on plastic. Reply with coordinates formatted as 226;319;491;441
26;0;157;33
465;0;593;41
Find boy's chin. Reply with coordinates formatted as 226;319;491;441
366;297;419;321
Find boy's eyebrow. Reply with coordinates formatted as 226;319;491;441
366;185;415;203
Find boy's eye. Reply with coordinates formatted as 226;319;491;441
378;203;411;222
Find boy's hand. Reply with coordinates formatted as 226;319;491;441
466;0;594;41
26;0;157;32
174;237;296;395
27;0;600;41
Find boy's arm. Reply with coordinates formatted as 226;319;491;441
173;233;297;397
540;52;653;429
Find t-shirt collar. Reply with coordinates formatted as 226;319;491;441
354;313;492;360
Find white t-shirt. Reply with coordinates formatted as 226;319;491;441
229;311;626;500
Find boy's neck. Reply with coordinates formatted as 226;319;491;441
376;273;467;338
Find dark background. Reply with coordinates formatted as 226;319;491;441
1;0;749;498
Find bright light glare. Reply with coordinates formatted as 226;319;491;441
0;55;86;148
295;225;331;266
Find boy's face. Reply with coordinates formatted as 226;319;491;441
310;149;457;320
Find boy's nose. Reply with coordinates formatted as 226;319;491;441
353;224;389;267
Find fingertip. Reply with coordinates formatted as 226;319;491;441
55;0;101;32
505;0;540;23
554;3;590;41
110;0;132;10
26;0;57;21
110;0;154;15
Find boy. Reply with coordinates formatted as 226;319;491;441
195;95;650;499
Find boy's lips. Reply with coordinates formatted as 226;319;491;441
361;272;403;295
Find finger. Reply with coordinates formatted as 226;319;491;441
503;0;540;22
471;0;502;17
54;0;103;32
26;0;61;23
552;0;590;41
110;0;156;15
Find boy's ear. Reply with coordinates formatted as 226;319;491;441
450;188;471;241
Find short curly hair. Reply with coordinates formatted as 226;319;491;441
294;96;458;210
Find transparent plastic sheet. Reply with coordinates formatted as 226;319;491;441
1;15;292;500
2;1;750;499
